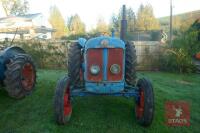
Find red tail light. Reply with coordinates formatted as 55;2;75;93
87;49;103;81
107;48;123;81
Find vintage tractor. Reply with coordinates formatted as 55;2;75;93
0;46;36;99
193;52;200;73
54;5;154;126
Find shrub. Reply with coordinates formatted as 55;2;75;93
159;27;200;73
160;48;196;73
1;40;69;69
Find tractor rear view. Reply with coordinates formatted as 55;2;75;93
0;46;36;99
54;5;154;127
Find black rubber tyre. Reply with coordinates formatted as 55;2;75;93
0;81;4;86
54;75;72;124
4;54;36;99
135;78;154;126
125;41;137;86
68;42;82;86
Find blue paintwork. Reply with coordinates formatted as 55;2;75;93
85;82;124;93
3;46;25;57
78;38;87;47
80;36;126;93
103;48;107;81
0;46;25;81
0;56;6;80
85;36;125;50
71;87;139;98
70;90;139;99
111;29;115;37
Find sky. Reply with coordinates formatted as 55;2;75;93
0;0;200;31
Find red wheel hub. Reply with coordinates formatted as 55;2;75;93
196;53;200;60
21;63;35;90
64;84;72;116
136;89;145;118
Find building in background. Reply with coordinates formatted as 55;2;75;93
0;13;55;41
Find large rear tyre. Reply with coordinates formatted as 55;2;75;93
135;78;154;126
68;42;82;86
125;41;137;86
54;76;72;124
4;54;36;99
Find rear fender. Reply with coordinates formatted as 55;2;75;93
3;46;26;55
0;46;26;80
78;38;87;48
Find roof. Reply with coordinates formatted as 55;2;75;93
17;13;42;19
0;26;56;34
0;13;55;34
0;13;42;22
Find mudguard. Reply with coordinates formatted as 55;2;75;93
78;38;87;48
2;46;26;57
0;46;26;81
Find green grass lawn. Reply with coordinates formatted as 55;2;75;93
0;70;200;133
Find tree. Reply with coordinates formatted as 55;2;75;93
68;14;86;35
136;4;160;31
127;8;136;32
110;14;120;32
95;17;109;35
110;7;136;33
49;5;67;39
0;0;29;16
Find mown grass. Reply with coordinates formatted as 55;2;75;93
0;70;200;133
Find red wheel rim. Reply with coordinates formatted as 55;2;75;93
136;89;145;118
21;63;35;90
196;53;200;60
64;84;72;116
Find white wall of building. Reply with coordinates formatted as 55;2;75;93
0;13;53;40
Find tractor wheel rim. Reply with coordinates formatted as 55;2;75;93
64;84;72;116
196;53;200;60
21;63;35;91
136;89;145;118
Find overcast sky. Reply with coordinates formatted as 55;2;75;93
1;0;200;31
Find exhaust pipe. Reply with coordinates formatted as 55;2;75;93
120;5;127;41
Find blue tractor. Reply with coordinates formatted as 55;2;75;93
0;46;36;99
54;5;154;126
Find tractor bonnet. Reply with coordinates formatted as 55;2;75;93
79;36;125;50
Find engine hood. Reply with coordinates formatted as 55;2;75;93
79;36;125;50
